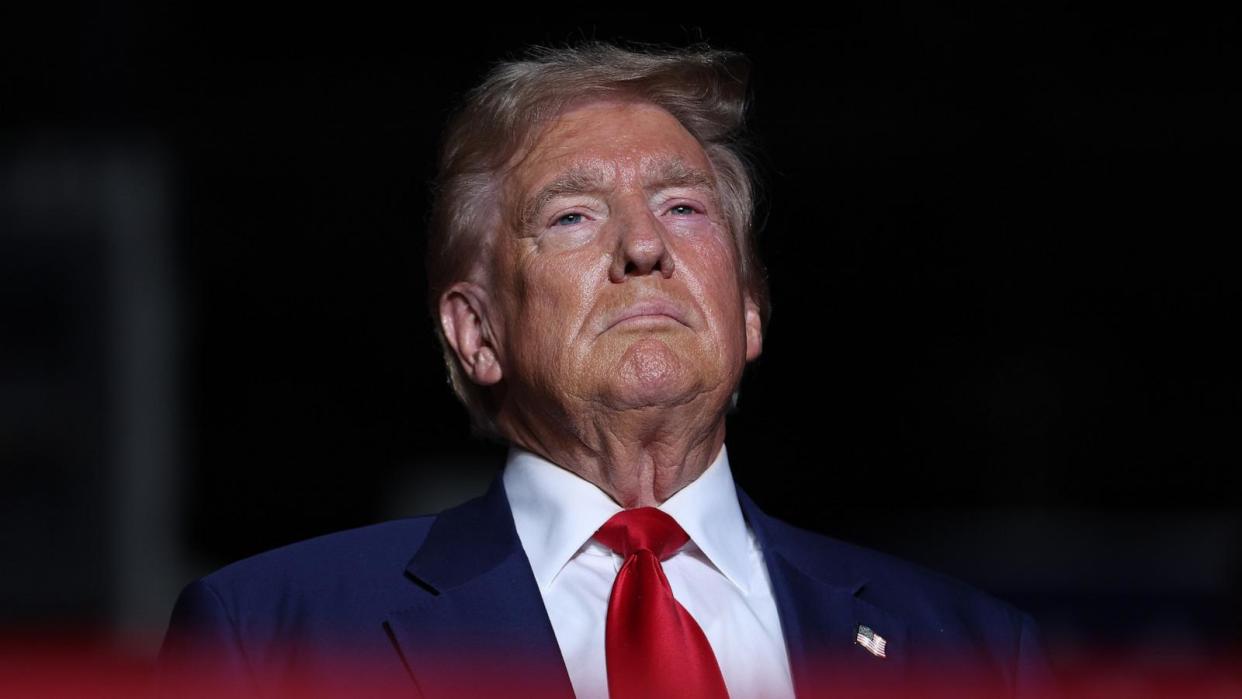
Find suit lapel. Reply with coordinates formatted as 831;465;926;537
384;474;909;697
738;490;909;696
385;479;575;699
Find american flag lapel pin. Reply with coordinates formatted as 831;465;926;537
855;624;888;658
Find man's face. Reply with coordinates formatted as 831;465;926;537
485;100;762;422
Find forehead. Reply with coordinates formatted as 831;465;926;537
507;100;713;192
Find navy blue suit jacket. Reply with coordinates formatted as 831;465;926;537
161;477;1052;697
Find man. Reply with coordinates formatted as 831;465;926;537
161;44;1052;698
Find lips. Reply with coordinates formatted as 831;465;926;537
603;300;692;332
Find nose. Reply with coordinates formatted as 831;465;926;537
608;207;675;282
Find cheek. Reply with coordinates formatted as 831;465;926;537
678;238;749;356
514;252;606;347
683;235;745;305
679;218;739;266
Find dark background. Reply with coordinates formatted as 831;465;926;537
3;3;1238;685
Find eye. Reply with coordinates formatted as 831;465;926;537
554;212;585;226
667;204;699;216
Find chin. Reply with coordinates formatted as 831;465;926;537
606;337;703;409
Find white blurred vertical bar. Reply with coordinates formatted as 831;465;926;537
102;143;185;651
0;138;185;655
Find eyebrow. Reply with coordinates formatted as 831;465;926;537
516;157;718;231
643;156;717;197
517;164;613;232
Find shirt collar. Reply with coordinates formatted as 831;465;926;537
502;445;753;594
658;446;753;594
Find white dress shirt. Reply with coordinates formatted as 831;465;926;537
503;446;796;699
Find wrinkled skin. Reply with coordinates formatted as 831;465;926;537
440;101;762;507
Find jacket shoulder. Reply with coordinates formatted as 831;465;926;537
773;516;1018;607
758;512;1041;648
160;516;443;695
756;511;1053;694
168;516;437;646
201;516;435;591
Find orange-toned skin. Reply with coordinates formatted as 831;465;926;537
439;101;763;508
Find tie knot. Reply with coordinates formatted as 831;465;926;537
594;507;690;560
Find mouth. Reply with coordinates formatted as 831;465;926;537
603;300;692;332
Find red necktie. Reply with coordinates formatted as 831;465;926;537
594;507;729;699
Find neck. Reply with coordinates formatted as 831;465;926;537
499;399;728;508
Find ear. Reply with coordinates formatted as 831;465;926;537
744;295;763;362
439;282;503;386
